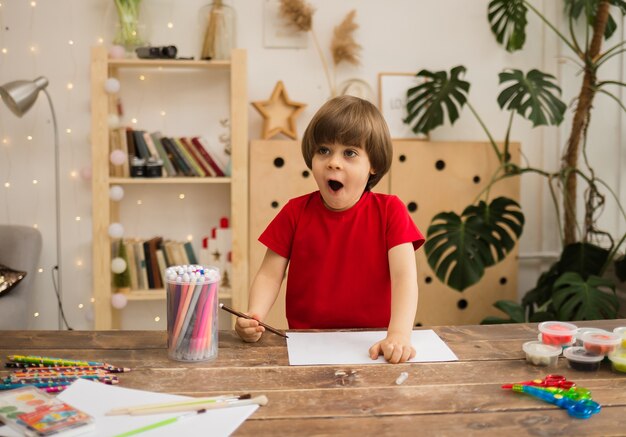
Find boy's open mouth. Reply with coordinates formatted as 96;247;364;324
328;180;343;192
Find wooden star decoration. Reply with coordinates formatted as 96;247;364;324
212;249;221;261
252;81;307;140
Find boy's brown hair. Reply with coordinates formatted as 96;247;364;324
301;95;392;190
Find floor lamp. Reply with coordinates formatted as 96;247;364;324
0;76;70;330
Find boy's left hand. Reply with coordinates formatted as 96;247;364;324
369;332;416;364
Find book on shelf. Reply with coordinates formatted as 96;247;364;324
125;127;137;160
144;236;164;289
161;136;194;176
113;238;199;291
133;240;148;290
150;131;177;177
0;386;95;436
180;136;214;177
172;137;204;176
197;136;230;176
191;136;226;177
109;128;130;178
123;239;139;290
132;130;152;161
142;131;161;161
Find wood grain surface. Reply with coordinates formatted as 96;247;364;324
1;320;624;436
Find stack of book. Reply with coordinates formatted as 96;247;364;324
109;128;230;178
112;238;198;291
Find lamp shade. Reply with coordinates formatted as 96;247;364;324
0;76;49;117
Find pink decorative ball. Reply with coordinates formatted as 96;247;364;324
109;45;126;60
80;166;92;181
111;293;128;309
110;149;127;166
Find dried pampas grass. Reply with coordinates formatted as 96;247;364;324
331;10;361;66
279;0;314;32
276;1;362;97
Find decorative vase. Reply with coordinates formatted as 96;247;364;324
113;0;148;53
199;0;235;60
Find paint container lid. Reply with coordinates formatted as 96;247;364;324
563;346;604;363
523;341;562;358
575;327;607;343
613;327;626;338
581;331;621;348
608;348;626;365
538;321;578;337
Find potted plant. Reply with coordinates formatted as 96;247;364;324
404;0;626;322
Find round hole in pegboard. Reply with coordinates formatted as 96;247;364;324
399;154;406;162
415;322;422;327
499;277;508;285
457;299;468;310
302;170;310;178
435;160;446;170
473;175;481;184
407;202;418;212
425;276;432;284
271;201;279;209
273;157;285;168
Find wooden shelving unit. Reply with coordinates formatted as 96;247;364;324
90;46;248;329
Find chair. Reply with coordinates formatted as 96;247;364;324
0;225;42;329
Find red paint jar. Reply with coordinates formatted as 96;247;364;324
581;331;621;355
538;321;578;346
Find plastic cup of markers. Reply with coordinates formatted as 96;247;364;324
608;348;626;373
538;321;578;346
613;327;626;348
165;265;220;362
563;346;604;371
522;341;561;367
581;330;621;355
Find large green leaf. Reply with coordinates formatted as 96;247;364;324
497;69;566;127
425;197;524;291
552;272;619;320
558;242;609;278
404;66;470;135
487;0;528;52
521;242;612;320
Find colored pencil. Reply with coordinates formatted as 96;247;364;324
219;303;289;338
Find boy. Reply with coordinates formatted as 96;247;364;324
236;96;424;364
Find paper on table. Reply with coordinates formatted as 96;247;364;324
51;379;257;437
287;330;458;365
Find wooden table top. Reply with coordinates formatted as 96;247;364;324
2;320;626;436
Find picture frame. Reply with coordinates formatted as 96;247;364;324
378;72;428;140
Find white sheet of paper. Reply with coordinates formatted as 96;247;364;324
47;379;258;437
287;330;458;365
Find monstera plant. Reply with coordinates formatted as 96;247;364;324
405;0;626;322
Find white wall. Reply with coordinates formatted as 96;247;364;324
0;0;623;329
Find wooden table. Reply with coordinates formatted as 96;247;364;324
2;320;626;436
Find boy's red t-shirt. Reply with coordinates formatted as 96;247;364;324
259;191;425;329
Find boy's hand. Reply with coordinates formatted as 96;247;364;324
369;332;416;364
234;312;265;343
